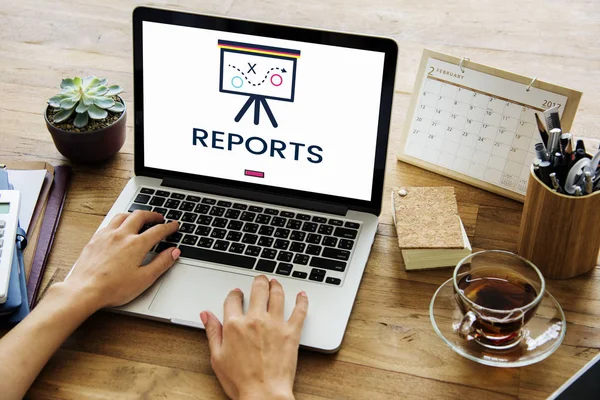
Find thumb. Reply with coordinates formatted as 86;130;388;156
200;311;223;355
143;247;180;282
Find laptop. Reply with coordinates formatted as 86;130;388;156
99;6;397;352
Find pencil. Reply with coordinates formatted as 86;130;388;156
535;113;549;147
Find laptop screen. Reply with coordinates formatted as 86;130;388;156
142;21;386;202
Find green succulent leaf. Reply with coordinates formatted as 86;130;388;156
73;112;89;128
82;94;94;106
48;94;68;107
59;97;79;109
97;78;108;86
105;85;123;96
93;96;115;109
75;101;89;113
73;76;82;87
87;104;108;120
60;87;77;95
60;78;77;90
53;107;75;123
108;102;125;113
88;85;108;96
84;77;101;89
82;76;96;87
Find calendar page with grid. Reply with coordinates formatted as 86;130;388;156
403;57;568;196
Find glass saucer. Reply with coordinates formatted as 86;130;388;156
430;278;566;368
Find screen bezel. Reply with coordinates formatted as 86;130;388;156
133;6;397;215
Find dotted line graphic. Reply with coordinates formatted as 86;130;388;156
228;64;284;86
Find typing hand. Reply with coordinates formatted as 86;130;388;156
61;211;180;311
201;275;308;400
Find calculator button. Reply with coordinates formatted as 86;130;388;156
0;221;5;228
0;238;3;248
0;229;3;237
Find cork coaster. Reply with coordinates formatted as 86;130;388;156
392;186;463;249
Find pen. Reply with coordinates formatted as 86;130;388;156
576;139;586;153
539;160;553;187
554;151;567;184
560;133;572;154
574;148;587;162
535;143;548;161
549;172;561;192
535;113;549;147
548;128;562;158
584;172;593;194
574;186;582;196
533;158;542;179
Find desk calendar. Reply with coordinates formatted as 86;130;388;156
398;49;582;202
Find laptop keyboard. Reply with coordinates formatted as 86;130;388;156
127;187;362;286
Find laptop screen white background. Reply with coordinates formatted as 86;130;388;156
142;21;385;201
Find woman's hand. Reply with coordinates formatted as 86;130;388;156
61;210;181;311
201;276;308;400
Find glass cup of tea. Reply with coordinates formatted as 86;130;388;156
453;250;546;350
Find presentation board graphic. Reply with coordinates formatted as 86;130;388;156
218;40;301;128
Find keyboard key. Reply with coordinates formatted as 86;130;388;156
306;245;322;256
180;223;196;233
245;245;261;256
202;198;216;205
229;243;245;254
318;225;333;235
240;212;256;222
140;188;155;194
197;215;213;225
166;210;182;220
264;208;278;215
276;263;292;276
260;248;277;260
293;254;309;265
326;277;341;285
171;193;185;200
134;194;151;204
227;231;243;242
309;257;346;272
213;240;230;251
339;239;354;250
210;228;227;239
165;199;181;209
217;200;232;207
259;225;274;236
198;237;214;248
301;222;318;233
290;231;306;241
233;203;248;210
328;219;343;226
227;220;244;231
306;234;322;244
277;251;293;262
181;213;197;223
209;206;226;217
271;217;286;227
225;209;241;219
292;271;308;279
296;213;311;221
309;268;326;282
180;201;195;212
256;259;276;273
195;204;211;214
166;232;183;243
195;225;211;236
286;220;302;230
333;227;358;239
154;241;172;253
182;235;199;246
256;214;271;224
249;206;264;213
212;217;228;228
322;247;350;261
345;221;360;229
243;223;259;233
280;211;295;218
312;216;327;223
156;190;170;197
179;245;255;269
273;239;290;250
186;195;201;202
153;207;168;216
129;203;152;212
323;236;338;247
258;236;274;247
274;228;290;239
290;242;306;253
242;234;258;245
149;196;165;206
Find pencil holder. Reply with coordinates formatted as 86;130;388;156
517;166;600;279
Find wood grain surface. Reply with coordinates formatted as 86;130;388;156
1;1;599;398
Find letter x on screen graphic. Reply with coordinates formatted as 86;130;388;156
218;40;301;128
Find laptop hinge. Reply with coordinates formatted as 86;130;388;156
162;177;349;216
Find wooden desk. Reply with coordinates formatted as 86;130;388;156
2;0;599;398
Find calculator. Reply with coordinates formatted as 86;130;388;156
0;190;21;304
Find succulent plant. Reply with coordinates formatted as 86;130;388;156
47;76;124;128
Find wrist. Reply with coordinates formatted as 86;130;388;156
45;280;103;317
